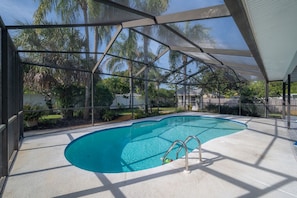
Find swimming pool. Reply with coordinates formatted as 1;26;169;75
64;115;246;173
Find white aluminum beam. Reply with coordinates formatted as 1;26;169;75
123;18;155;28
156;4;230;24
92;25;122;73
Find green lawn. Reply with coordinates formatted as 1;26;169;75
39;114;62;124
41;114;62;120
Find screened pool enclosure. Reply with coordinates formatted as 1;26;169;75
1;0;297;192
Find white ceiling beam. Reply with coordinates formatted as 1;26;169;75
170;46;200;52
122;18;155;28
203;48;252;57
121;4;230;29
156;4;230;24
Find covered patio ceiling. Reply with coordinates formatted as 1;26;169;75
3;0;297;84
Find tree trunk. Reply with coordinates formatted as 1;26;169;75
94;27;99;61
83;72;91;121
81;2;91;120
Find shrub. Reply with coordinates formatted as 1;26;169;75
23;104;46;121
102;110;118;122
133;109;146;119
176;107;185;113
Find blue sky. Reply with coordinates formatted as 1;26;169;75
0;0;249;82
0;0;248;58
0;0;38;25
164;0;224;15
1;0;225;25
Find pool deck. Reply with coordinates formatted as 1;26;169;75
2;113;297;198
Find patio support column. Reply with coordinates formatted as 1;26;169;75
183;57;187;111
131;69;134;119
183;86;186;110
144;63;148;114
157;83;160;113
1;27;8;177
175;84;178;112
282;81;286;119
217;82;221;114
265;81;269;118
200;87;204;110
91;73;94;126
287;74;291;128
188;84;190;111
239;83;242;116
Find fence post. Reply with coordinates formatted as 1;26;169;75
1;26;9;177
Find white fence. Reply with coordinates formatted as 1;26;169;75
204;97;297;114
107;94;145;109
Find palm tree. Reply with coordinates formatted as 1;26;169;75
157;21;213;109
104;29;139;108
34;0;112;119
14;24;85;92
134;0;169;113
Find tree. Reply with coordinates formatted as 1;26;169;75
157;21;213;108
102;76;130;94
53;84;85;119
248;81;297;99
33;0;111;119
104;29;139;108
94;81;114;119
248;81;265;98
240;85;257;103
134;0;169;113
149;86;175;107
14;24;85;94
159;88;175;106
200;66;241;97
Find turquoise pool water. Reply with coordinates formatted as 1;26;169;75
64;116;246;173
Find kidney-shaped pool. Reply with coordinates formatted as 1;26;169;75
64;115;246;173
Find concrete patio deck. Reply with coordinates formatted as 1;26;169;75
2;113;297;198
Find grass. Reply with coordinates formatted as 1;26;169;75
118;107;178;114
153;107;177;114
39;114;62;124
268;113;282;119
41;114;62;120
117;107;176;115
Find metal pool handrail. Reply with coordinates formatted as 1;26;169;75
162;140;189;173
177;136;202;162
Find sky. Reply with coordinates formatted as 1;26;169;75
1;0;225;25
0;0;38;25
0;0;251;85
163;0;224;15
0;1;246;59
0;0;248;59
